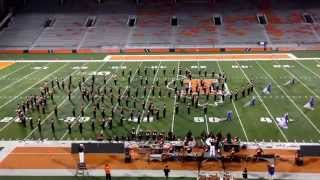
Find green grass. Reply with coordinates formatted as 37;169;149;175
0;177;195;180
0;59;319;142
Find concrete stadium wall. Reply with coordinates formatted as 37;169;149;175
0;46;319;55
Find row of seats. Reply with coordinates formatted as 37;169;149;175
0;10;320;49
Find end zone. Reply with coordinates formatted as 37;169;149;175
106;53;298;62
0;62;15;70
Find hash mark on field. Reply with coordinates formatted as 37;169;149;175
236;61;288;142
256;61;320;135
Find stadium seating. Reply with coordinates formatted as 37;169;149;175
0;0;320;52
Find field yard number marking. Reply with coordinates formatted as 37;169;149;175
0;117;32;123
72;66;88;70
191;65;206;69
273;65;294;68
150;66;166;69
317;64;320;68
232;65;249;69
0;117;13;123
127;117;154;123
111;66;126;69
194;117;228;123
260;117;273;123
260;117;294;124
32;66;48;70
59;117;90;123
89;71;111;76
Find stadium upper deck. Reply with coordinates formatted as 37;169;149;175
0;0;320;52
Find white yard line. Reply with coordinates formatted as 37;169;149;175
59;62;125;140
171;61;180;132
0;64;70;133
204;114;209;134
294;60;320;79
256;61;320;135
136;61;162;134
0;63;69;110
113;62;143;112
0;64;30;80
236;61;289;142
277;61;319;98
23;63;108;140
0;63;49;93
216;61;249;141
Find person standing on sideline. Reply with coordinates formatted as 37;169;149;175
78;144;85;164
105;163;111;180
242;168;248;179
267;164;275;179
164;165;170;180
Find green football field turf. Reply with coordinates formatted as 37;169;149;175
0;59;319;142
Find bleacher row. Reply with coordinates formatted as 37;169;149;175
1;1;320;53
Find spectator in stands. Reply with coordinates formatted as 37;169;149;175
105;163;111;180
163;165;170;180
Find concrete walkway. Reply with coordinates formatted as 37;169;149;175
0;169;320;179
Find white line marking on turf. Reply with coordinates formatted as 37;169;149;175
0;63;69;110
171;61;180;132
136;61;161;134
0;64;70;133
23;63;100;140
278;61;319;98
294;60;320;79
59;62;124;140
256;61;320;135
204;114;209;135
217;61;249;141
113;62;143;112
288;53;298;59
236;61;289;142
0;63;49;93
0;64;30;80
